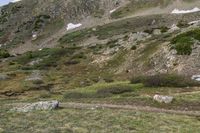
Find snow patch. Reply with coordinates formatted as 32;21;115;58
192;75;200;81
66;23;82;31
110;9;116;14
188;20;200;25
11;0;21;3
171;7;200;14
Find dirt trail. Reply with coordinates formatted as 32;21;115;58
6;101;200;116
60;102;200;117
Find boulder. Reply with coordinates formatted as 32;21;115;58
153;95;173;104
11;101;59;112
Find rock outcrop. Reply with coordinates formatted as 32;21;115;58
11;101;59;112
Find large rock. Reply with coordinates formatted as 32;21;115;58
153;95;173;104
11;101;59;112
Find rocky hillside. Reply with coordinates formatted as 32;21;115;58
2;1;200;132
1;0;200;97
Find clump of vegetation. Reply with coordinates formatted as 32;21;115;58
131;74;200;87
0;49;10;59
64;92;95;99
59;29;91;44
33;15;51;31
64;82;141;99
59;18;148;44
131;45;137;50
177;20;189;28
96;85;133;95
144;29;153;34
92;9;104;18
171;29;200;55
107;40;118;48
64;60;80;66
64;85;134;99
160;26;169;33
16;47;75;69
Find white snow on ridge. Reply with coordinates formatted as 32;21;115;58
66;23;82;31
11;0;21;3
171;7;200;14
110;9;116;14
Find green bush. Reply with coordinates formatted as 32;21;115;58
16;48;75;69
97;85;133;95
131;45;137;50
171;29;200;55
131;74;200;87
64;83;136;99
172;37;193;55
64;92;92;99
160;26;169;33
64;60;80;66
0;49;10;58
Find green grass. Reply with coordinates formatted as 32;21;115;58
175;92;200;102
171;28;200;55
131;74;200;88
59;29;92;44
16;47;77;70
0;49;10;59
59;16;155;44
64;81;143;99
1;106;200;133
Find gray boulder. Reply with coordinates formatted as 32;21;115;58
11;101;59;112
153;95;173;104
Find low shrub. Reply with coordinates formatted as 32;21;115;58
16;48;75;69
131;74;200;87
97;85;133;95
171;36;193;55
171;28;200;55
0;49;10;58
32;79;44;85
64;60;80;66
131;45;137;50
64;92;91;99
160;26;169;33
